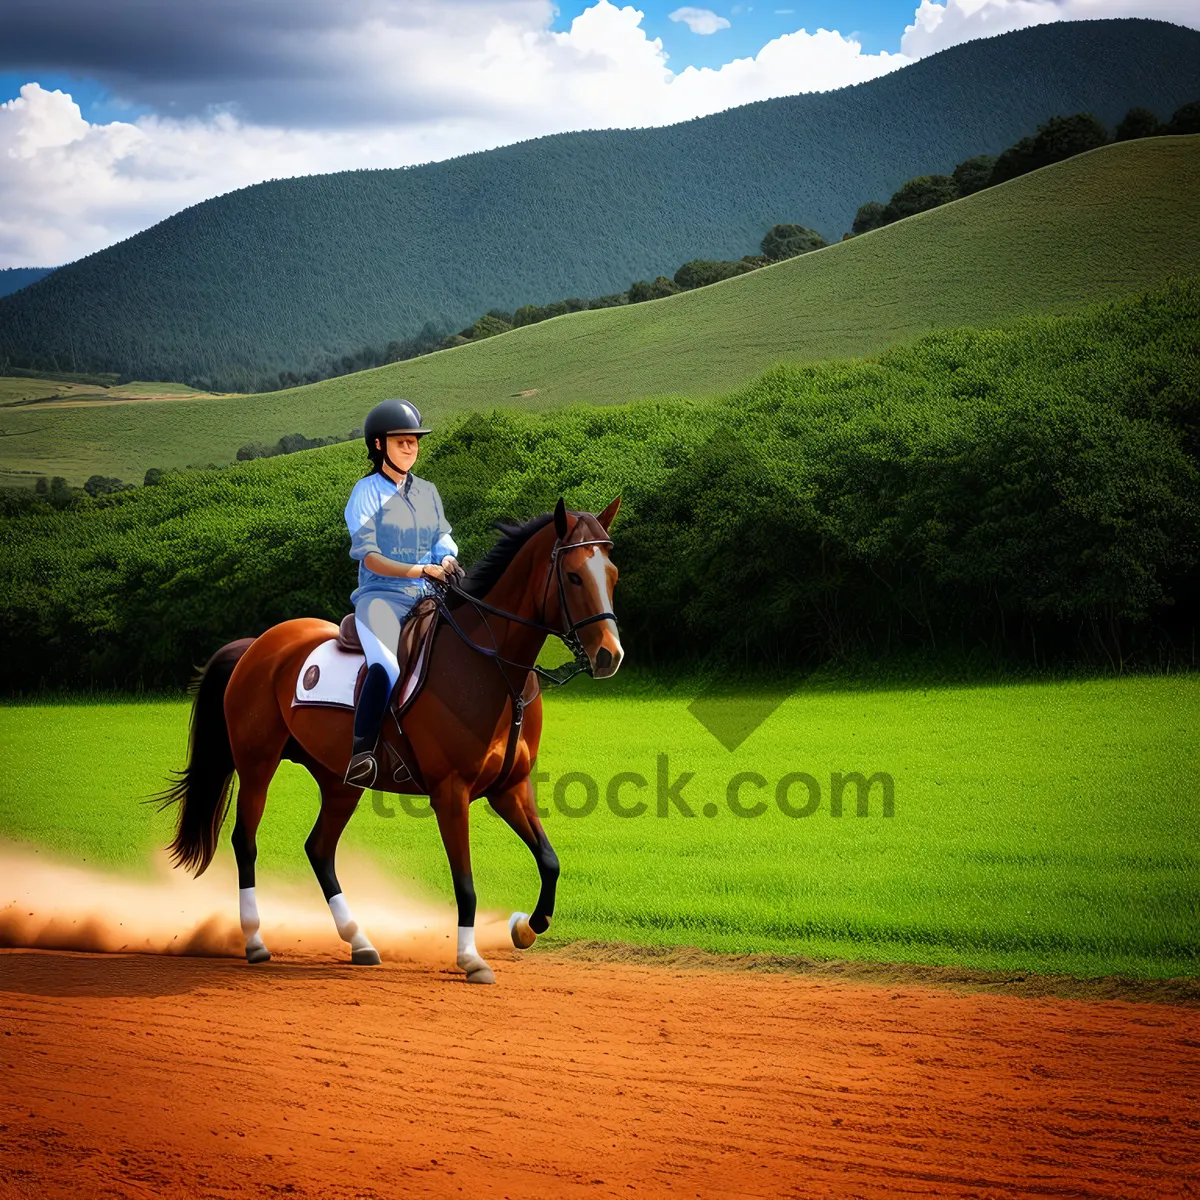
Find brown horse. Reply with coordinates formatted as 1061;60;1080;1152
157;497;622;983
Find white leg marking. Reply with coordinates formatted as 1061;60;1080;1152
509;911;537;949
457;925;494;984
328;892;379;961
239;886;269;962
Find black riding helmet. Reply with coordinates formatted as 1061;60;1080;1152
363;398;432;450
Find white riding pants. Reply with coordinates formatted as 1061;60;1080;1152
354;595;417;693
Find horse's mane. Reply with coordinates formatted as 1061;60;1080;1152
457;512;556;599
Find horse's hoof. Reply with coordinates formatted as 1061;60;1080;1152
246;946;271;964
351;946;381;966
509;911;536;950
466;965;496;985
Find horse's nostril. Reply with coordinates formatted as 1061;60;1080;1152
595;648;613;670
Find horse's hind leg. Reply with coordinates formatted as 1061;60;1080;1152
227;698;290;965
231;761;280;964
306;768;380;965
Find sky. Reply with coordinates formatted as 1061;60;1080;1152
0;0;1195;268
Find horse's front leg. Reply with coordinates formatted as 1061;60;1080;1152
487;775;560;949
431;778;494;984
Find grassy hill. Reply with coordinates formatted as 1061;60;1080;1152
1;18;1197;393
2;134;1197;489
3;277;1197;689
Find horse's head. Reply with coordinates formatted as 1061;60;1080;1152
549;496;623;679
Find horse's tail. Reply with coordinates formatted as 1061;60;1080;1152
153;638;255;877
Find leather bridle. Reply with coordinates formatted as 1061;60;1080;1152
433;521;618;686
425;521;618;790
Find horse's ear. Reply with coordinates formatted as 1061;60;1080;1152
553;497;569;539
596;496;621;531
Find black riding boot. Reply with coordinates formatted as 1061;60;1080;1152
344;663;391;788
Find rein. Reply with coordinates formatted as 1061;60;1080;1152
431;530;617;687
426;527;618;789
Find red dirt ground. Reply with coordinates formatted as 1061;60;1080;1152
1;948;1198;1200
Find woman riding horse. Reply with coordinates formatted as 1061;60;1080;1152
343;398;462;788
157;399;623;983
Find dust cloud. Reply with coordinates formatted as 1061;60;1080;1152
0;841;512;963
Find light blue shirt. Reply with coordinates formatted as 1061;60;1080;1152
344;471;458;608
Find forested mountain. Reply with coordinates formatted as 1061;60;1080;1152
2;134;1197;489
1;19;1197;392
0;268;53;298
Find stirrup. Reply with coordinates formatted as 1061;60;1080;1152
344;750;379;789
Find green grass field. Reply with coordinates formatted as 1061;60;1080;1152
3;135;1197;487
3;674;1196;978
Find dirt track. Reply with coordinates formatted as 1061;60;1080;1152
1;948;1198;1200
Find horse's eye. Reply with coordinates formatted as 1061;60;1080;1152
567;572;583;585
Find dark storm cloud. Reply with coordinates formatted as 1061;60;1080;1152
0;0;543;126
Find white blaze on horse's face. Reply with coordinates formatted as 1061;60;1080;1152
572;543;623;678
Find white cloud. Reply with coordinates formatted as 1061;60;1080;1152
1;0;1196;266
0;2;914;265
669;6;733;34
901;0;1200;55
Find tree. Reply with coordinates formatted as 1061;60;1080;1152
467;313;512;339
673;260;758;290
627;276;680;303
952;155;996;197
883;175;959;222
760;224;826;261
1115;107;1160;141
83;474;130;497
851;201;888;235
1165;101;1200;135
991;113;1109;185
512;300;571;326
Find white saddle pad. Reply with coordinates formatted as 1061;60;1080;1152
293;639;363;708
292;636;431;710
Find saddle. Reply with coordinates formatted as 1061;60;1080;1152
334;594;539;795
338;596;439;712
341;596;440;790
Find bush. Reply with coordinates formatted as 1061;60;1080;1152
883;175;959;222
513;300;573;327
760;224;827;261
991;113;1109;185
1165;100;1200;135
627;277;681;303
2;279;1197;690
673;260;759;289
587;293;629;310
951;155;996;197
83;475;132;497
851;201;888;235
1116;107;1161;141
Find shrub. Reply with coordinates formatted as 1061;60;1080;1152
673;260;759;289
760;225;827;261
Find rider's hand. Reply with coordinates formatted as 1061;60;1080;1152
441;555;465;581
420;564;446;581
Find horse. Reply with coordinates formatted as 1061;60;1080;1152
156;496;622;983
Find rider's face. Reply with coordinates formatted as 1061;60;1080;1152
378;432;420;474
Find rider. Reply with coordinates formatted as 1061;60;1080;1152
343;398;461;787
